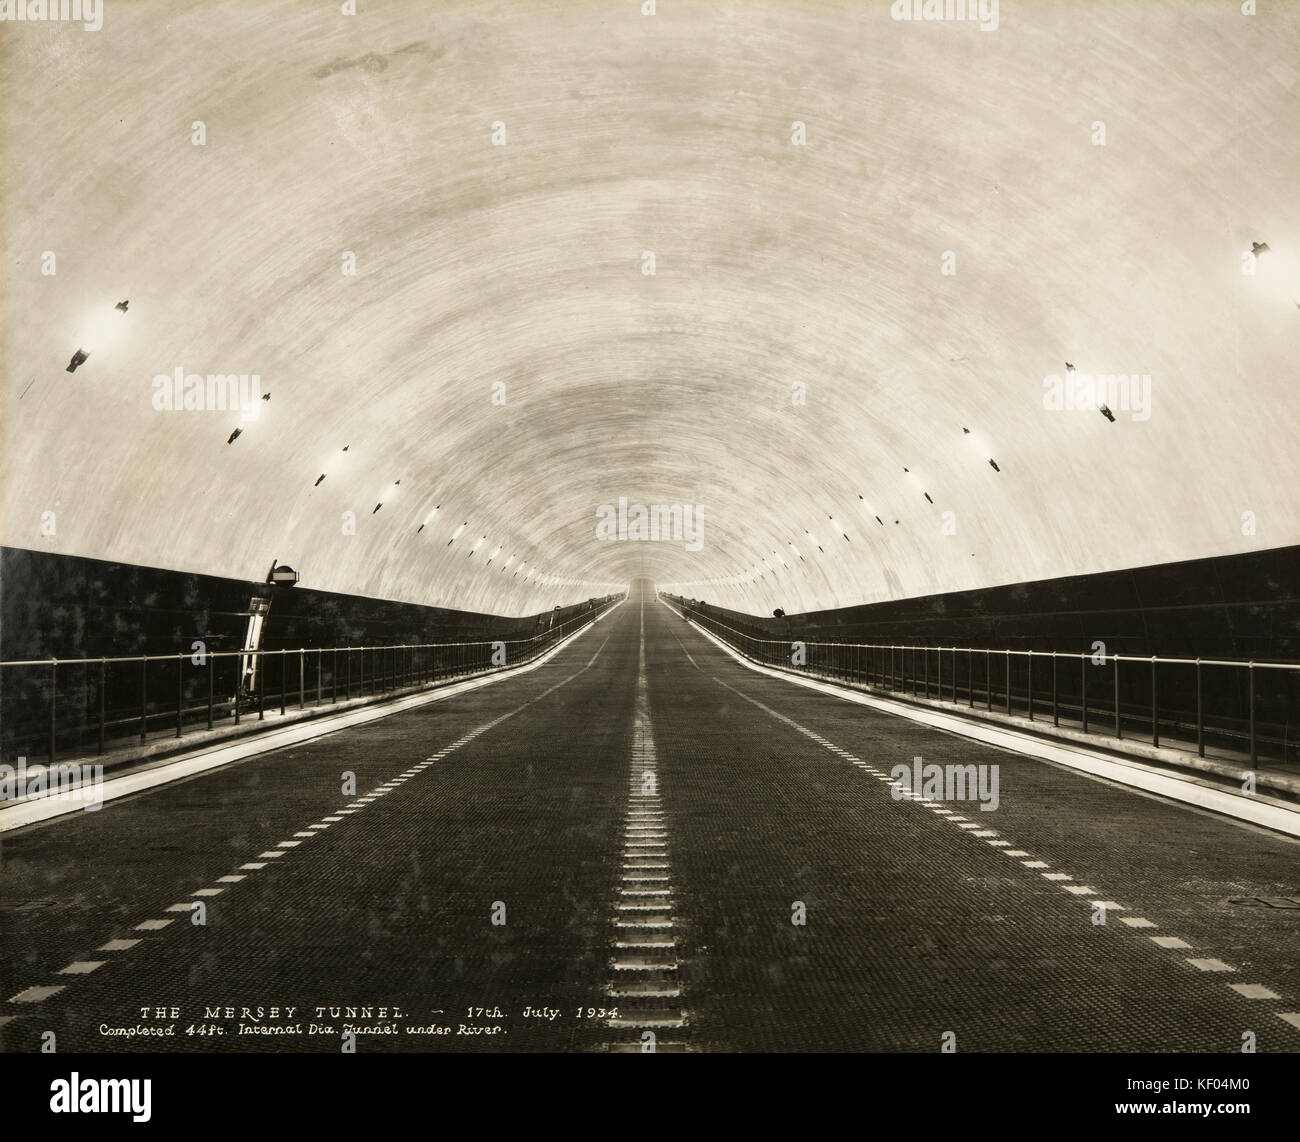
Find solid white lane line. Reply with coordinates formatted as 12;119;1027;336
676;601;1300;839
0;614;628;1018
671;601;1300;1035
2;610;620;834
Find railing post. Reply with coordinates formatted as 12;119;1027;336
207;651;214;730
140;656;148;743
1005;650;1011;715
1052;654;1058;727
280;651;287;715
1027;650;1033;721
985;649;991;712
299;649;305;710
1195;659;1203;757
968;649;973;707
176;652;184;738
234;654;242;726
1248;662;1256;764
1114;655;1121;739
99;658;107;754
258;653;265;720
1151;657;1158;747
1080;653;1088;733
317;649;322;706
345;648;351;699
49;658;57;766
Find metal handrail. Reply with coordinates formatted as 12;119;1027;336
0;619;611;669
1;596;624;767
668;607;1300;672
666;596;1298;767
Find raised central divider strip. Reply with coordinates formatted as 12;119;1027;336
604;602;688;1052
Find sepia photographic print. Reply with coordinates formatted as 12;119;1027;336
1;0;1297;1126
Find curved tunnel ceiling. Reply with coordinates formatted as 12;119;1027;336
2;0;1298;617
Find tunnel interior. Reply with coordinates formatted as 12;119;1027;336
2;0;1297;622
4;0;1300;1085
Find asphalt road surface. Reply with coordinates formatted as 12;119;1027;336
4;584;1298;1053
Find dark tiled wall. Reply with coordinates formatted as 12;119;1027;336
686;546;1300;662
0;546;603;661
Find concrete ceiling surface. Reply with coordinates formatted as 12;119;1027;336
2;0;1298;616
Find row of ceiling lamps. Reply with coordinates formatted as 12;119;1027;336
312;447;615;593
677;424;1001;589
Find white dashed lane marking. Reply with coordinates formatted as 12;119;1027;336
9;986;65;1003
57;961;105;975
709;671;1300;1038
1231;984;1281;1000
1;630;617;1023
